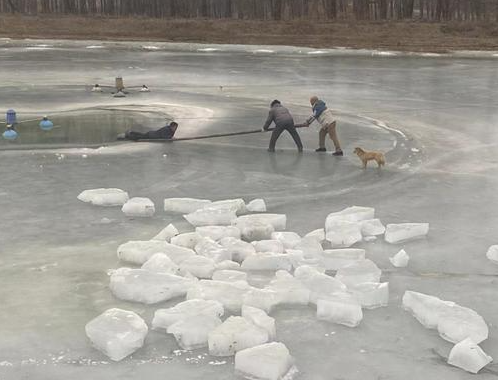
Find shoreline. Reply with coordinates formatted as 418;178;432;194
1;15;498;53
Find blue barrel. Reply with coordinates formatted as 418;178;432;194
6;109;16;125
39;118;54;131
2;129;18;140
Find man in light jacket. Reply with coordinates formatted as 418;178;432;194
263;100;303;152
306;96;343;156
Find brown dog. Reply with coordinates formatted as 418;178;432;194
353;147;386;169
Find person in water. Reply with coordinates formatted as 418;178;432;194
122;121;178;141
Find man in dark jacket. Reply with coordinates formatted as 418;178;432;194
123;121;178;141
263;100;303;152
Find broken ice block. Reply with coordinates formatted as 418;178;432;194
196;225;241;241
235;342;295;380
77;188;129;207
294;266;347;304
266;270;310;305
271;231;301;249
252;240;284;253
325;206;375;224
402;291;489;344
185;207;237;227
389;249;409;267
325;220;362;248
187;279;250;312
241;253;292;271
85;308;148;361
109;268;193;304
243;288;280;313
335;259;382;287
195;237;232;262
121;197;155;217
179;256;216;279
319;249;366;271
212;269;248;282
294;236;324;256
286;250;323;271
206;199;247;214
360;219;386;236
317;295;363;327
234;214;287;231
305;228;325;242
117;240;195;265
486;245;498;263
151;224;179;241
447;338;493;374
141;253;181;275
384;223;429;244
170;232;202;249
167;315;222;350
208;316;269;356
350;282;389;309
164;198;211;214
219;237;256;262
239;221;275;242
152;299;224;330
215;260;241;270
246;199;267;212
242;305;276;340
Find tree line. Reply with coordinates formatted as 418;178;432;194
1;0;496;21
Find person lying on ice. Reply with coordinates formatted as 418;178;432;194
263;100;303;152
120;121;178;141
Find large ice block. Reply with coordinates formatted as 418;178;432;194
195;237;232;262
317;295;363;327
219;237;256;262
152;299;224;330
242;305;276;340
187;279;250;312
77;188;129;207
305;228;325;242
271;232;301;249
234;214;287;231
109;268;193;304
85;308;148;361
243;288;280;313
241;253;292;271
206;199;247;214
117;240;195;265
239;220;275;242
389;249;410;267
164;198;212;213
184;207;237;227
179;256;216;279
196;225;241;241
170;232;202;249
294;236;324;257
212;269;248;282
319;249;366;271
360;219;386;236
252;240;285;253
167;314;222;350
246;199;267;212
235;342;295;380
384;223;429;244
215;260;241;270
151;224;179;242
325;206;375;224
121;197;155;217
294;266;347;304
402;291;489;344
335;259;382;287
266;270;310;305
447;338;493;374
141;253;181;275
208;316;269;356
325;220;362;248
350;282;389;309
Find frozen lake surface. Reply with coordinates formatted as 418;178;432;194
1;40;498;379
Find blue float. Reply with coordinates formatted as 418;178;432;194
39;117;54;131
2;129;18;140
6;109;16;125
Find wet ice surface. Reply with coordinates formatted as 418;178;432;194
1;40;498;379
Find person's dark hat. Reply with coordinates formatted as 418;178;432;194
270;100;281;107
